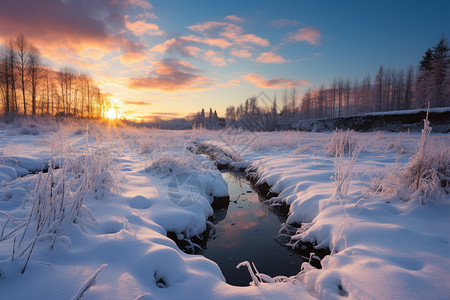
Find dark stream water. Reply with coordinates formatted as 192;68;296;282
202;171;305;286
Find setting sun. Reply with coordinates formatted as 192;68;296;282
106;108;117;120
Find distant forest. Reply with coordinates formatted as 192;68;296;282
194;35;450;130
0;34;112;118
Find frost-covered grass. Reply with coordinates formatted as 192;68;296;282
0;117;449;299
371;115;449;205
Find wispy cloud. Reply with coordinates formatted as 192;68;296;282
128;58;213;92
125;19;163;36
188;21;269;47
127;0;153;10
140;112;183;120
181;35;232;49
150;38;200;56
256;52;288;63
204;50;227;66
270;19;299;28
243;73;308;88
285;27;321;45
227;79;241;86
123;100;151;106
224;15;245;22
117;52;149;65
230;49;252;58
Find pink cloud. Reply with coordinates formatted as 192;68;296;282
150;38;200;56
184;46;202;56
181;35;232;49
188;21;269;47
117;52;148;65
231;49;252;58
238;34;269;47
227;79;241;86
187;21;229;33
286;27;321;45
204;50;227;66
230;49;252;58
123;100;151;106
256;52;288;63
128;58;213;92
224;15;245;22
125;19;163;36
127;0;153;10
0;0;148;65
243;73;308;88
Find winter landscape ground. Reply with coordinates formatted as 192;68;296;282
0;116;448;299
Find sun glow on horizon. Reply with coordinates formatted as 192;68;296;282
106;108;118;120
105;98;124;120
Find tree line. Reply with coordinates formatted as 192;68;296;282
0;33;111;118
220;34;450;130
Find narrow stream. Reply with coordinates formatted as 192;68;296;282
202;171;304;286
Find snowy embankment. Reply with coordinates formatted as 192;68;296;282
294;106;450;133
196;128;450;299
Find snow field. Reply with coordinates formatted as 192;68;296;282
0;119;449;299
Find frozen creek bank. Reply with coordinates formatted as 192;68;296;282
0;123;449;299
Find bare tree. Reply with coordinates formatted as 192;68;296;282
404;66;414;110
281;88;288;115
344;79;351;116
6;40;18;112
0;47;11;113
15;33;28;114
301;89;312;119
330;78;337;117
289;87;297;116
28;45;42;115
337;78;344;117
375;66;384;112
317;85;325;118
353;79;360;114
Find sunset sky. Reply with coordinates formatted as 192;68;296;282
1;0;449;120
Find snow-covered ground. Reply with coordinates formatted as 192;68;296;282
0;118;449;299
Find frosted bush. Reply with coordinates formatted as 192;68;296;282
0;129;118;274
139;140;153;154
372;113;449;205
146;154;203;177
395;140;449;204
387;133;409;154
326;130;357;156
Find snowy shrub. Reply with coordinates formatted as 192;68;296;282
372;112;449;204
402;140;449;204
0;164;96;274
328;130;360;196
330;135;361;195
139;140;153;154
326;129;357;156
146;154;204;177
387;132;409;154
0;131;117;274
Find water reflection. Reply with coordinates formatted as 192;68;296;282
202;171;304;286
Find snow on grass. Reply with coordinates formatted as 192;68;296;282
0;117;449;299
